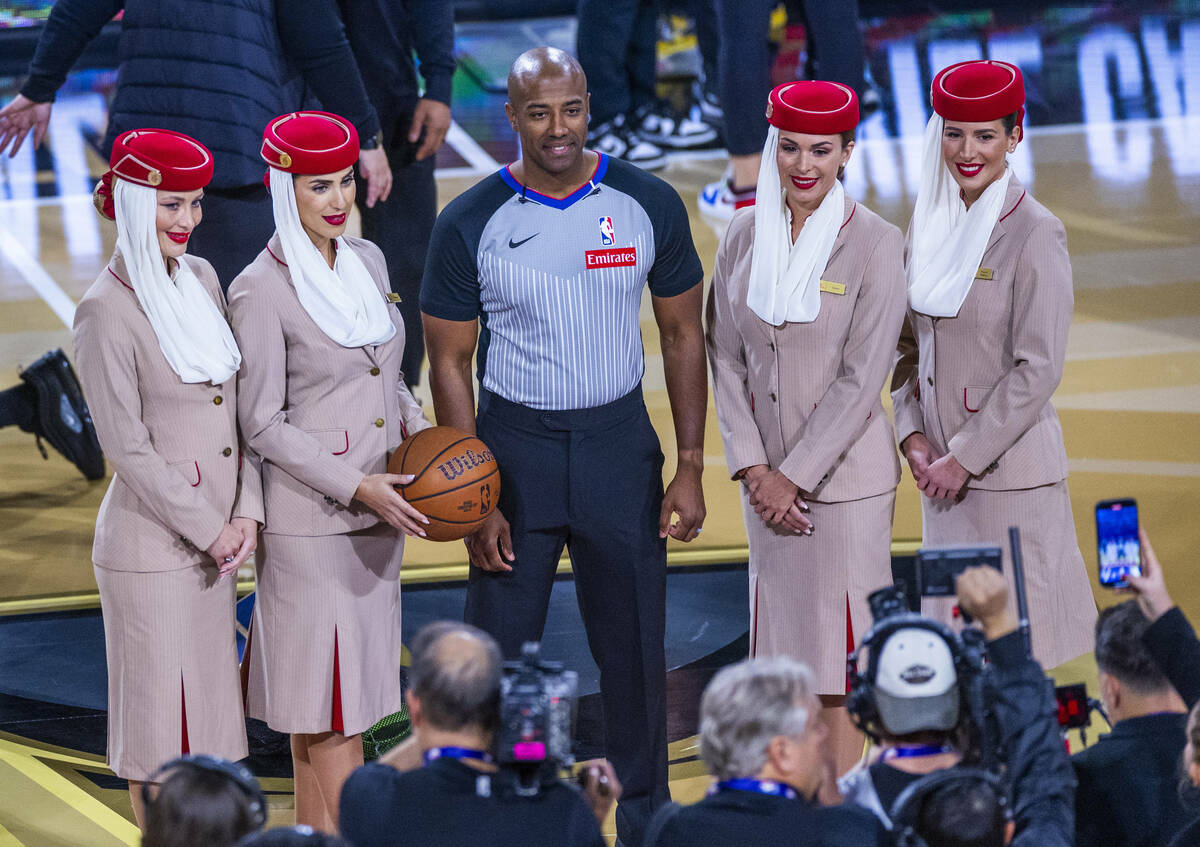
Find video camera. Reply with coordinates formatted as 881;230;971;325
495;642;579;795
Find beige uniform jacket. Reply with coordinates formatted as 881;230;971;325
228;235;430;537
707;197;907;502
891;174;1072;489
73;251;264;572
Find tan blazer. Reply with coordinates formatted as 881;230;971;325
707;197;907;502
228;234;430;537
891;174;1072;490
73;251;264;572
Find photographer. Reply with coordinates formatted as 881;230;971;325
1072;600;1190;847
338;622;610;847
645;657;887;846
841;566;1074;846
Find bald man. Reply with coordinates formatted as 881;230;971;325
420;47;707;845
340;622;607;847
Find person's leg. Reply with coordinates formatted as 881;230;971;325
577;0;642;126
127;780;147;830
798;0;867;95
0;384;35;430
356;126;436;388
627;0;660;116
567;404;668;847
818;697;864;795
189;186;277;293
715;0;773;160
304;730;364;832
291;733;326;829
465;399;570;656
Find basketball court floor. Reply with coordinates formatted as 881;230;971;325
1;2;1199;843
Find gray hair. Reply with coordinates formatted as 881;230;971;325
409;621;503;734
699;657;816;781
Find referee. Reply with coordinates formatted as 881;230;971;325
421;47;707;847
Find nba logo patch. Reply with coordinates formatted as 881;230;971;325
598;216;615;246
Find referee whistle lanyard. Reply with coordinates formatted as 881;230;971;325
712;778;798;800
423;746;494;766
881;744;956;761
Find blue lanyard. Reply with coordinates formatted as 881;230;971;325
882;744;955;761
714;778;798;800
423;746;494;766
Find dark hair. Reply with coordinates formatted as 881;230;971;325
142;766;261;847
410;621;502;734
235;828;350;847
1000;111;1019;135
836;129;856;180
1094;601;1172;694
915;778;1007;847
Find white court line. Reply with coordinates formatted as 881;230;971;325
445;120;500;173
0;225;76;328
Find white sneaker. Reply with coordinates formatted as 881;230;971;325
587;114;666;170
698;168;756;220
634;103;719;150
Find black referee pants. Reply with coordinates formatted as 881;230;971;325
466;386;669;847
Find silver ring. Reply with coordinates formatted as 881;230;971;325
224;556;234;563
694;528;703;535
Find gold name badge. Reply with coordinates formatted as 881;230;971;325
976;267;994;280
386;293;402;303
819;279;846;295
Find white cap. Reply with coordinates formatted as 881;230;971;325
873;627;960;736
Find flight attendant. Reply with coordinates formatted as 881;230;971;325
73;128;260;827
707;80;907;775
892;60;1097;668
228;111;431;831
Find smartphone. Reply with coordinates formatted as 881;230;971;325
1096;498;1141;588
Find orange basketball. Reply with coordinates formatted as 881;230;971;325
388;426;500;542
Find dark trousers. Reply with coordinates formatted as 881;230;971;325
577;0;659;126
716;0;866;155
466;387;669;847
354;112;436;388
0;384;34;430
189;184;276;293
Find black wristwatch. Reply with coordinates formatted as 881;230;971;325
360;133;381;151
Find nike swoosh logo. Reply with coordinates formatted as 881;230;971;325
508;233;538;248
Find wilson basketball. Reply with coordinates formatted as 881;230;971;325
388;426;500;542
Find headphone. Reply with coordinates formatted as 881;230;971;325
143;754;267;829
845;612;971;741
888;766;1012;847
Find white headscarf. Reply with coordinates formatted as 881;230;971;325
906;114;1011;318
745;124;845;326
113;179;242;384
269;167;395;348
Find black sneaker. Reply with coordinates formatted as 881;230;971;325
19;349;105;480
587;114;666;170
633;102;719;150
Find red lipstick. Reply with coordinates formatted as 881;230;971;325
165;231;190;244
323;214;347;226
955;163;984;178
790;176;819;190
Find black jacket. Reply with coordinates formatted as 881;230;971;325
1146;608;1200;711
339;760;603;847
987;630;1076;847
337;0;454;139
646;788;890;847
22;0;379;188
1073;712;1191;847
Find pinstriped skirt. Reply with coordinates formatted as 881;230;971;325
243;523;404;736
94;562;247;781
744;489;897;694
919;479;1097;670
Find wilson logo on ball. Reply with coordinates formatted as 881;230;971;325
387;426;501;542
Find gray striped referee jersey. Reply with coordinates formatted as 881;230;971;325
420;153;703;411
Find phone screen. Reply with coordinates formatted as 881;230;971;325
1096;500;1140;587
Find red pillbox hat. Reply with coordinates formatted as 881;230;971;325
931;60;1025;125
766;80;859;134
261;111;359;174
94;128;214;219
